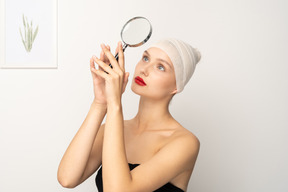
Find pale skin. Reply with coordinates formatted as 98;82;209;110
57;41;200;192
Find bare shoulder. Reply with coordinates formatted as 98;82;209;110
165;124;200;165
141;123;199;173
171;122;200;146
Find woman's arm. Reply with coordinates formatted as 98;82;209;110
58;48;113;188
92;42;131;191
57;101;106;188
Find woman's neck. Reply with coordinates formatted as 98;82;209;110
132;97;174;133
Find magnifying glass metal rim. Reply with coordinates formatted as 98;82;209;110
109;16;152;69
120;16;152;48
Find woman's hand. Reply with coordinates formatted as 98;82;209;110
91;42;129;105
90;45;112;106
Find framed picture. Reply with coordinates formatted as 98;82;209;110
0;0;57;69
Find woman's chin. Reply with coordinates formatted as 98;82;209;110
131;84;143;96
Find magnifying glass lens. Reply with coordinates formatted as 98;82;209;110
108;17;152;70
121;17;152;46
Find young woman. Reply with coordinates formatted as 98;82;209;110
57;38;201;192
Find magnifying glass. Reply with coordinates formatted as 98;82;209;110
109;16;152;67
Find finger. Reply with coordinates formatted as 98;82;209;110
122;72;130;93
118;41;125;70
115;44;119;55
91;55;102;71
90;57;97;78
99;45;111;64
91;67;109;79
97;53;107;72
90;56;96;69
100;44;119;69
104;45;111;63
90;57;95;69
93;56;115;74
99;66;105;71
100;50;105;62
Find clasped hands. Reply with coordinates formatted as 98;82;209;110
90;42;130;106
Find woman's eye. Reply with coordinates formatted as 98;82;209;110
158;64;165;71
143;56;149;62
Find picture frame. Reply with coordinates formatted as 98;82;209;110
0;0;57;69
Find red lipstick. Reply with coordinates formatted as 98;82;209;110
135;76;146;86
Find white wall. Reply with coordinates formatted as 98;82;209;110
1;0;287;191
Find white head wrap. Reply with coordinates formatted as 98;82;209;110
151;38;201;93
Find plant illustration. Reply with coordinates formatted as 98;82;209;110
19;14;39;52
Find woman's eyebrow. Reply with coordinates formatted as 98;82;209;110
157;59;172;68
144;50;172;68
144;50;150;56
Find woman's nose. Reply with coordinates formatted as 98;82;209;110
140;64;151;76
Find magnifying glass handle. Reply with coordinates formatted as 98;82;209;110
108;44;128;68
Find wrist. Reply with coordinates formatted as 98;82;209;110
107;96;122;106
91;100;107;111
107;100;122;111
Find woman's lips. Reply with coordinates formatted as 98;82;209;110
135;76;146;86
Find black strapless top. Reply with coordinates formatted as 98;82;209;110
95;163;184;192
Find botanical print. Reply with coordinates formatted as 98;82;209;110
19;14;39;52
2;0;57;68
